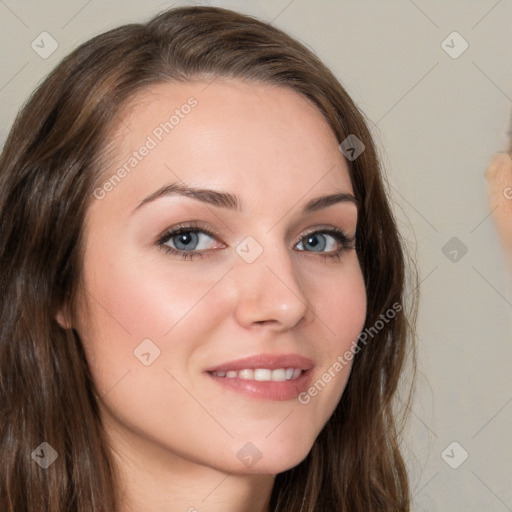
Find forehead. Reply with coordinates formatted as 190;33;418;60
97;79;353;210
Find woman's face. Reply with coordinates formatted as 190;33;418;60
72;79;367;476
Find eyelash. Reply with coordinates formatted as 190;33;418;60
157;223;356;261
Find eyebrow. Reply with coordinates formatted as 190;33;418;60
132;182;358;215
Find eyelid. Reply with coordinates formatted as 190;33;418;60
156;221;223;245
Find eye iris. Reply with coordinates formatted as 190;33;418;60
173;231;198;250
305;234;326;252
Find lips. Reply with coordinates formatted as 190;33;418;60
205;353;314;401
204;353;314;373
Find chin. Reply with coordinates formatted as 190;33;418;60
225;437;314;476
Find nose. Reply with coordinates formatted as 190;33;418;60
232;241;313;331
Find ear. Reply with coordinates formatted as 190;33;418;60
55;308;73;330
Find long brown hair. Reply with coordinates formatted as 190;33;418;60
0;6;417;511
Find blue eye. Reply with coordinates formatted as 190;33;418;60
295;228;355;260
166;230;215;251
158;226;218;260
297;232;338;252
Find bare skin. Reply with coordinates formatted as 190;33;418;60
485;152;512;271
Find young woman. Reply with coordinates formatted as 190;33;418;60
0;6;416;511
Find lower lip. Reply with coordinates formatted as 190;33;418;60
206;370;313;401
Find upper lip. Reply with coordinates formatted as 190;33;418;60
205;353;315;373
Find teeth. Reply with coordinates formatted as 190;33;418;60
239;369;253;380
270;369;286;381
211;367;304;382
254;369;271;381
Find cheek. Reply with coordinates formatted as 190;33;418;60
324;263;367;350
80;234;222;337
293;257;367;413
307;255;367;356
75;240;231;389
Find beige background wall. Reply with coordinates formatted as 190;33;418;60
1;1;511;510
